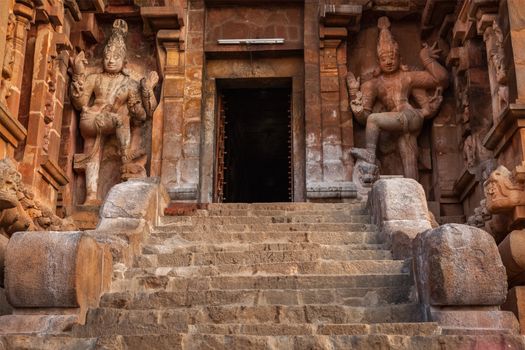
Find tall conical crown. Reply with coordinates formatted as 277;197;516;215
104;19;128;58
376;17;399;57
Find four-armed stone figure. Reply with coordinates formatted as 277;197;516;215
70;19;158;205
348;17;449;182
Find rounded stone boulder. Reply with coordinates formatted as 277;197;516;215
413;224;507;306
4;231;104;311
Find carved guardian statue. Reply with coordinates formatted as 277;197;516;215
70;19;159;205
347;17;449;183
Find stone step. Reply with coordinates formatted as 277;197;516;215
125;260;409;278
188;322;440;336
72;304;423;337
110;274;413;293
136;246;393;268
203;202;366;211
150;230;381;245
189;207;369;217
159;214;371;226
142;241;388;255
182;333;525;350
100;286;416;309
0;336;98;350
7;333;525;350
154;222;377;234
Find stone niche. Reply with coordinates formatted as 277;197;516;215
72;20;159;210
347;16;450;196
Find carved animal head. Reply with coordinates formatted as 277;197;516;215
355;161;379;187
0;158;22;210
483;165;524;213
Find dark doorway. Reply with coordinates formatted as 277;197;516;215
216;85;292;203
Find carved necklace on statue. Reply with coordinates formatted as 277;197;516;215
102;73;126;100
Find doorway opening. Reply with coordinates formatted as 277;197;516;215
215;80;292;203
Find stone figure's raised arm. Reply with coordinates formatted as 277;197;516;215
410;43;449;90
140;71;159;118
69;51;96;110
347;71;376;125
127;80;147;123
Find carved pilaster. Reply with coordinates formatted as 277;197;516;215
6;0;33;118
155;31;185;184
307;4;361;200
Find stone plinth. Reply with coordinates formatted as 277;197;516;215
4;231;109;324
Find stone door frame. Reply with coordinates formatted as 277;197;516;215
200;57;306;203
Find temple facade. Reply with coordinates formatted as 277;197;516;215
1;0;525;348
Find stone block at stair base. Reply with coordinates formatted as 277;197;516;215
429;309;520;334
0;335;97;350
4;231;110;323
501;286;525;335
498;230;525;287
0;314;79;335
369;178;432;259
414;224;507;307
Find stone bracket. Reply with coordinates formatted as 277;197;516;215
483;104;525;154
141;5;185;35
39;156;69;190
320;4;362;32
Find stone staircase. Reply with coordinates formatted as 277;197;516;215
3;201;524;349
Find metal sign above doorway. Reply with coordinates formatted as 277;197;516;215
217;38;285;45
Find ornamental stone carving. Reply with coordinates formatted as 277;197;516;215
0;13;16;106
484;165;525;213
70;19;159;206
0;158;75;237
347;17;449;183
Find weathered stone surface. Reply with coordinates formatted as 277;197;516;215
501;286;525;335
4;231;108;323
413;224;507;306
369;178;432;258
430;309;519;334
0;315;79;335
100;178;169;222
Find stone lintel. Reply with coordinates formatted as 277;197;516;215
0;102;27;148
